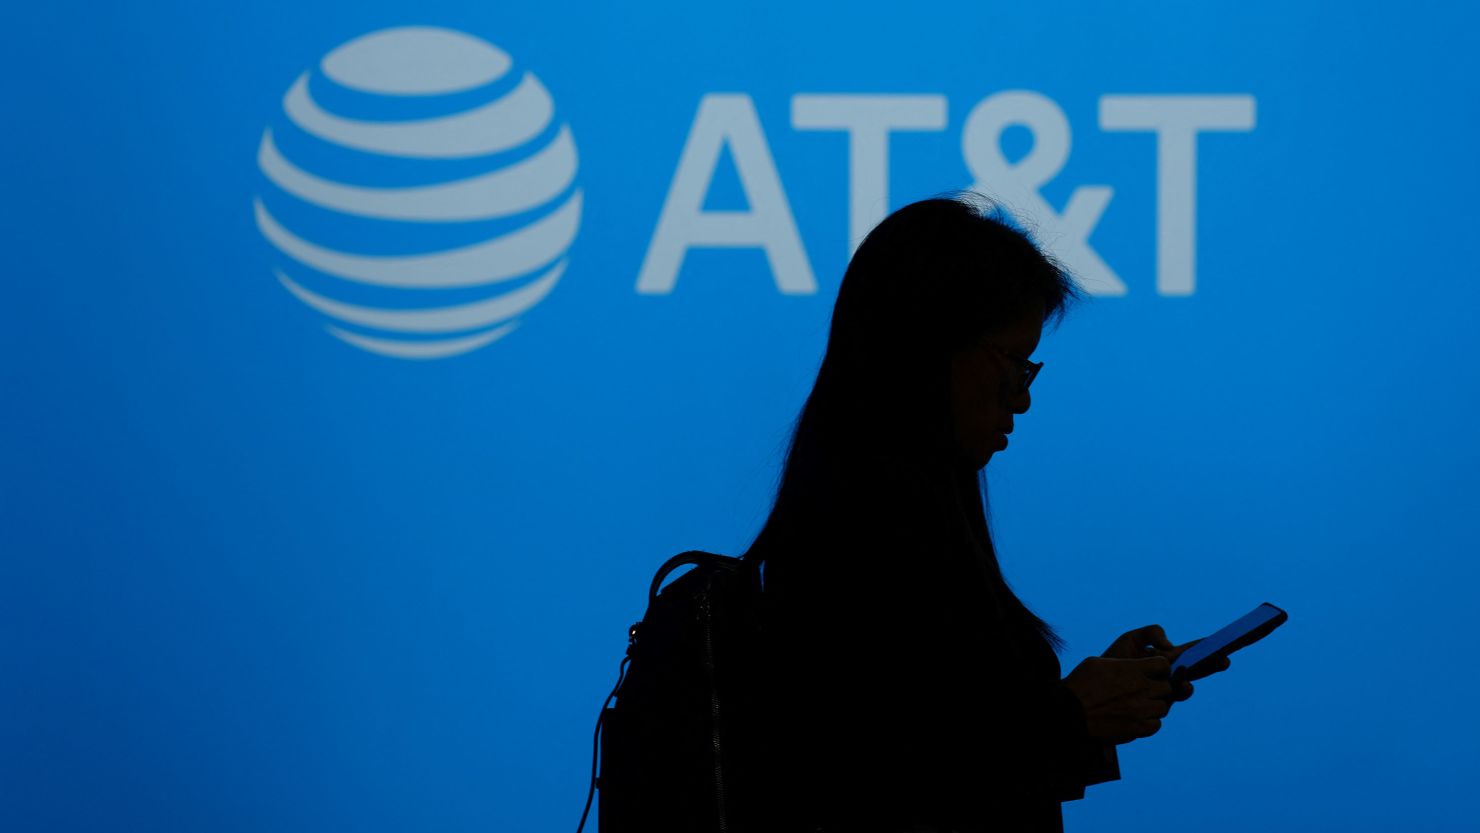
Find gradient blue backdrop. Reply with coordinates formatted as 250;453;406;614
4;1;1477;831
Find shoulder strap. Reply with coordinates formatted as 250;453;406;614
647;550;745;605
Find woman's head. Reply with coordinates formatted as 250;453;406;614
747;193;1079;649
747;194;1080;648
799;194;1078;470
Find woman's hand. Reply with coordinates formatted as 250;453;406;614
1101;624;1177;660
1101;624;1232;702
1062;655;1174;745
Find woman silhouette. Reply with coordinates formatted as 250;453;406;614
741;195;1227;833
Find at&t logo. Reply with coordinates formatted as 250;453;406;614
254;26;581;359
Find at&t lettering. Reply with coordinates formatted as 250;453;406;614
638;93;1255;298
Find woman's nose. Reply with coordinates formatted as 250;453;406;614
1008;388;1032;415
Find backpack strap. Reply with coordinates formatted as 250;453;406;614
647;550;742;605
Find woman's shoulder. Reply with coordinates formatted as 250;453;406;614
750;451;964;569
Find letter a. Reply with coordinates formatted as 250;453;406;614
637;94;816;295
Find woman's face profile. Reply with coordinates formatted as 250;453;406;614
947;308;1044;470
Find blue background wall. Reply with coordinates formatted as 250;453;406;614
4;1;1477;830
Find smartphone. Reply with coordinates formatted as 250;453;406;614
1171;602;1288;680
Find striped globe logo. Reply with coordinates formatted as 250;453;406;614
254;27;581;359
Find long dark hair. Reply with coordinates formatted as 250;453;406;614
742;193;1080;651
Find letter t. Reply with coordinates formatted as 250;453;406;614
1100;95;1256;296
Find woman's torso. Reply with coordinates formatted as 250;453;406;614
745;457;1070;832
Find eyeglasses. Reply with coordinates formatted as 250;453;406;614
987;344;1043;395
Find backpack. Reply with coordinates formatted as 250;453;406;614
576;550;765;833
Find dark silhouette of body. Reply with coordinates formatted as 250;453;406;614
740;195;1227;833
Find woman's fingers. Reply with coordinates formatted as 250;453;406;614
1137;685;1173;714
1164;639;1199;662
1129;624;1174;651
1149;677;1172;699
1116;624;1174;654
1185;654;1232;682
1104;624;1179;659
1127;656;1181;708
1138;655;1171;680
